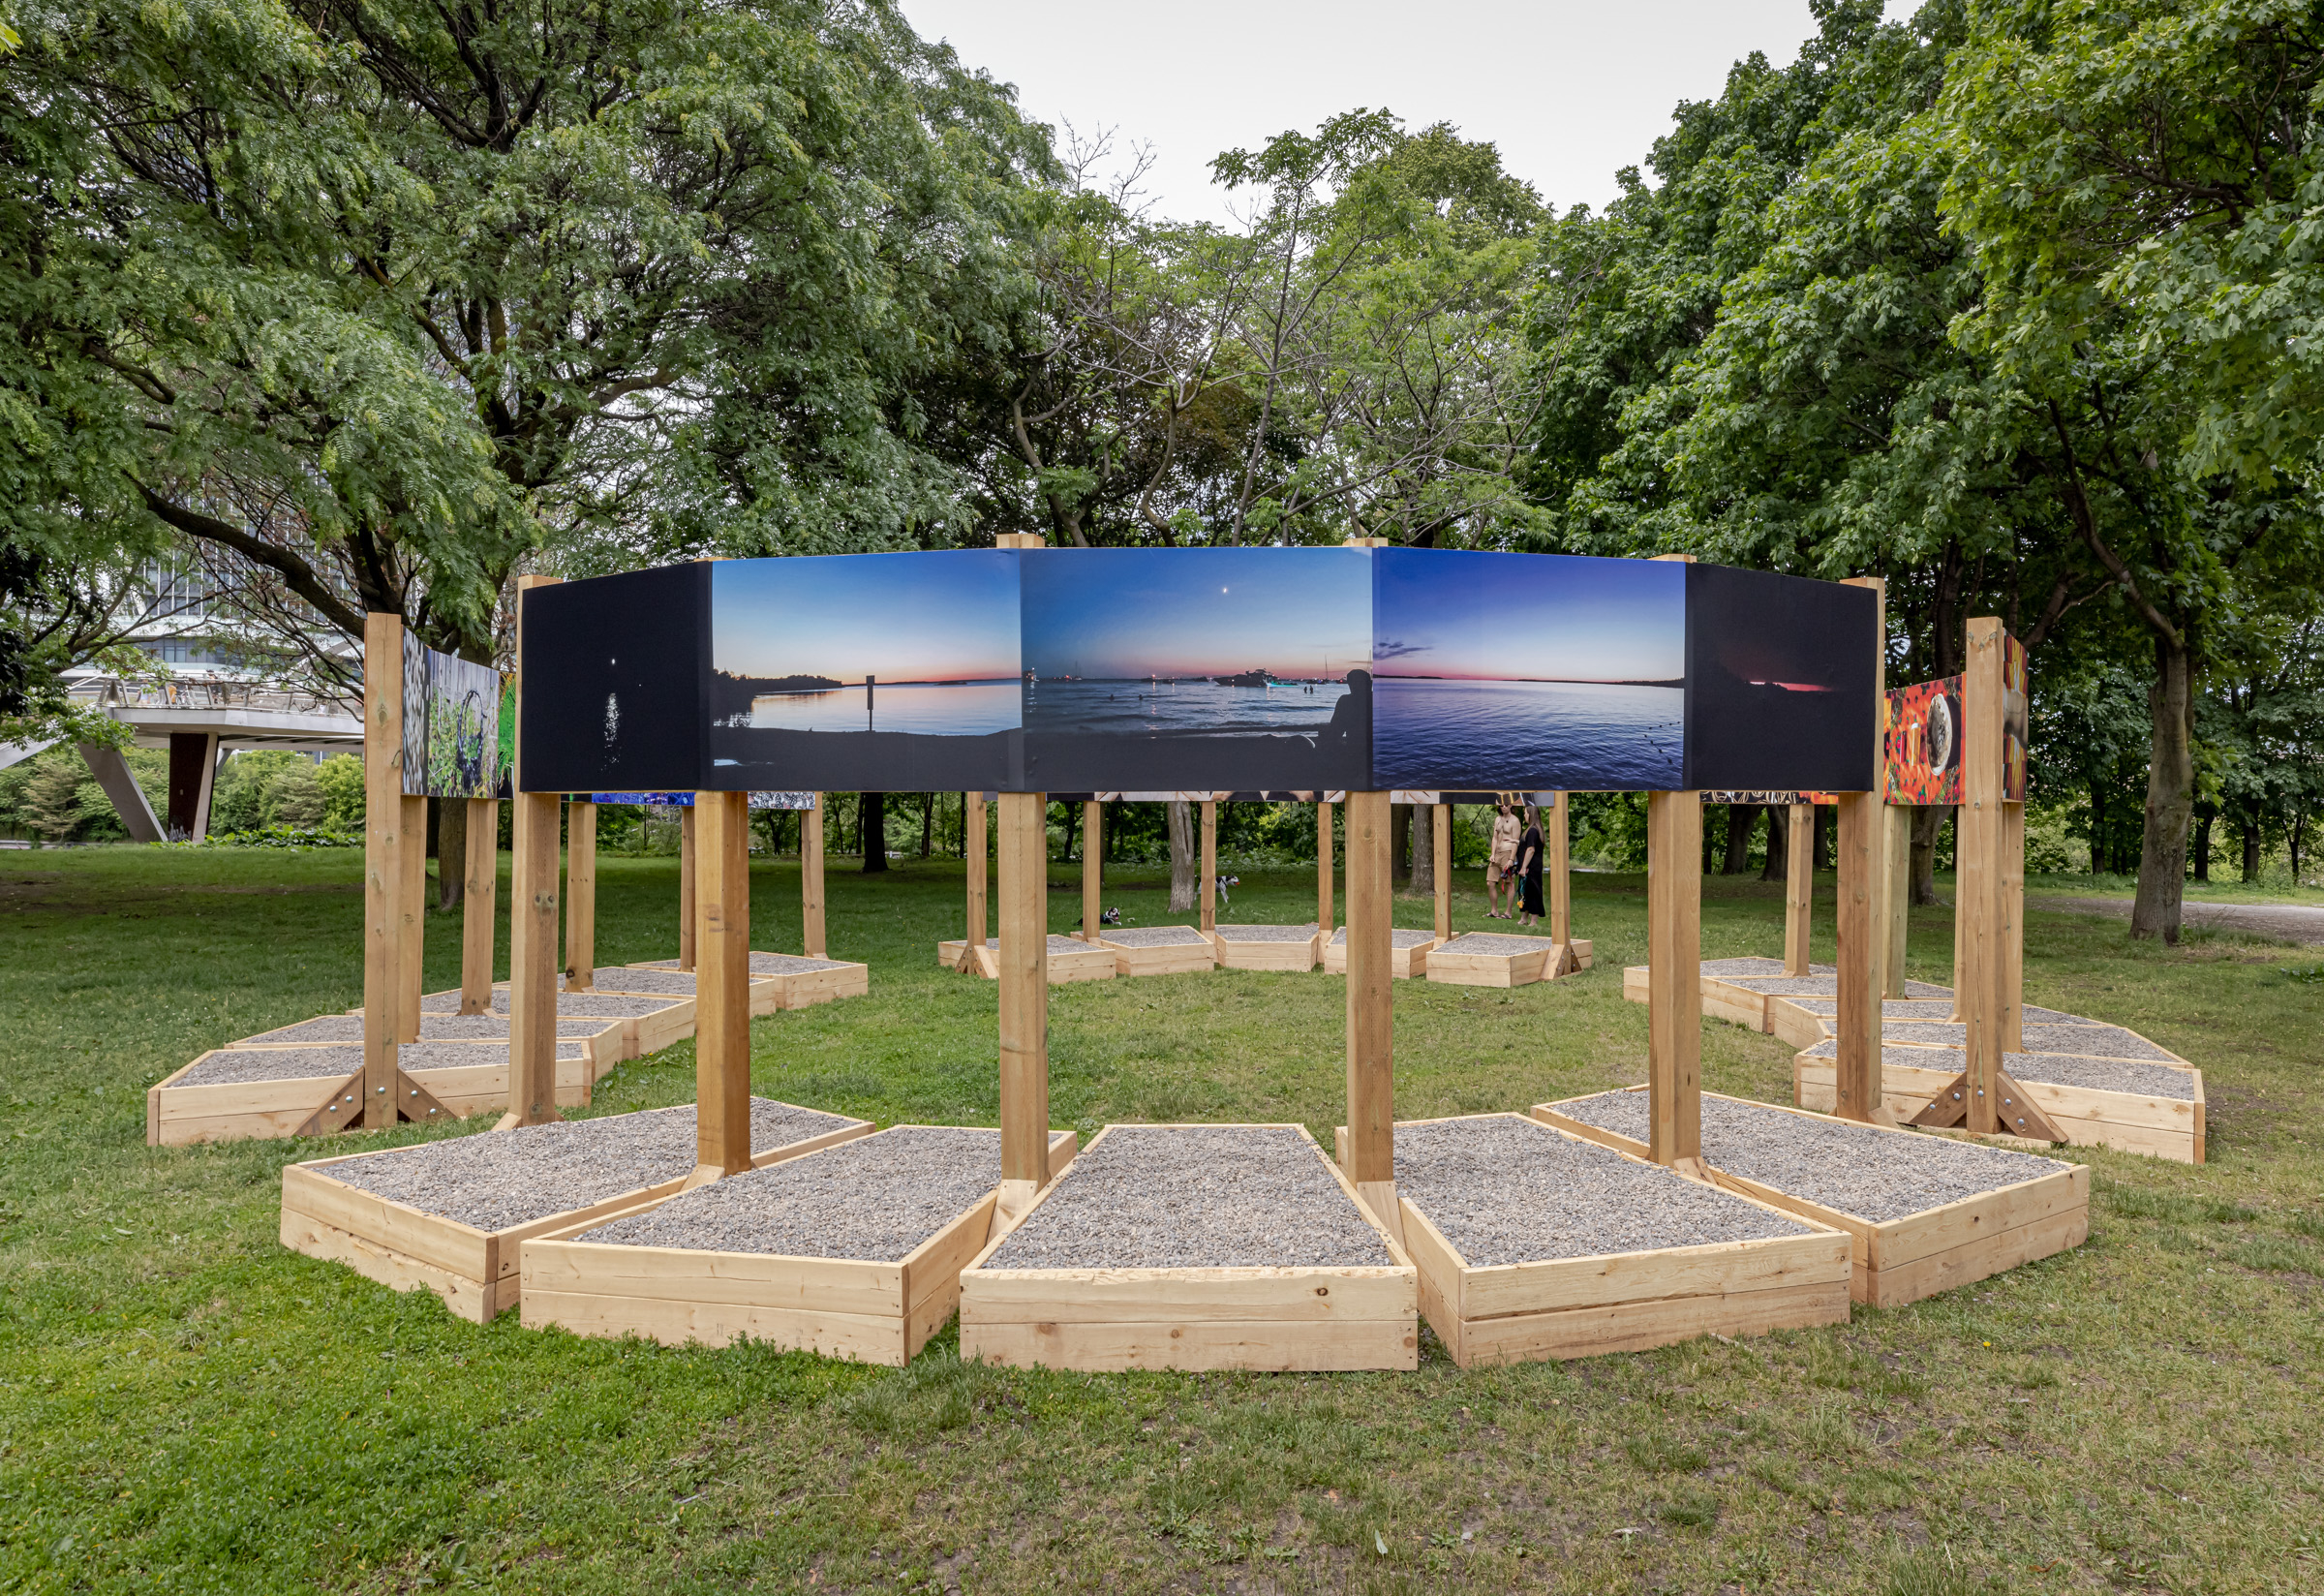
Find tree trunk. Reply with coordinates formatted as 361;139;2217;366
1722;803;1759;875
437;797;466;910
1059;799;1077;864
1759;804;1787;882
1911;805;1947;905
1167;800;1197;912
1814;805;1829;871
2130;637;2193;942
860;791;888;873
920;793;933;857
2192;805;2213;881
1391;803;1412;888
2241;818;2261;883
1412;805;1435;895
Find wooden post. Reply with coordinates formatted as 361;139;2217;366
459;797;498;1015
1432;802;1452;942
1343;791;1398;1236
503;789;563;1128
802;795;826;958
362;614;409;1130
1199;798;1217;933
1882;803;1911;999
1081;799;1103;940
564;799;596;992
398;791;425;1039
2002;799;2025;1052
1646;790;1705;1178
1834;792;1882;1124
1317;801;1334;929
1784;803;1814;975
962;791;987;968
1548;792;1572;947
996;791;1051;1218
678;806;697;971
688;788;751;1184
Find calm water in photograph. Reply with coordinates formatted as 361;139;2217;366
1024;679;1349;739
1373;679;1683;788
749;681;1021;735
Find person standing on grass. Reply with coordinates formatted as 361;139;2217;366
1487;797;1521;919
1514;803;1546;929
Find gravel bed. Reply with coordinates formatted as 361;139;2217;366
1782;998;1955;1022
1724;974;1954;999
1879;1021;2179;1060
178;1041;581;1088
1328;927;1437;948
1394;1115;1813;1265
1435;932;1558;956
1700;957;1808;978
1550;1091;2067;1222
327;1099;863;1231
1100;926;1211;947
422;990;680;1018
2025;1006;2101;1025
575;967;697;995
1801;1040;2199;1099
636;954;854;974
1213;923;1321;942
240;1014;610;1045
986;1125;1392;1270
579;1125;999;1259
963;936;1115;954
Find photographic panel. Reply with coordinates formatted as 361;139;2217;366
1683;565;1879;792
518;564;706;794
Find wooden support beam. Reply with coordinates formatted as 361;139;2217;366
686;789;752;1183
1882;803;1911;1000
678;806;697;971
1842;573;1888;1008
1960;618;2005;1134
1082;799;1103;941
1834;791;1882;1124
503;792;562;1128
1343;791;1397;1233
963;792;987;970
2002;798;2025;1052
802;795;826;958
398;793;425;1040
1784;803;1814;976
996;792;1051;1215
1548;792;1572;947
1432;802;1452;942
1200;799;1217;934
362;614;408;1131
1317;802;1334;930
1646;790;1706;1177
459;798;498;1015
564;799;596;992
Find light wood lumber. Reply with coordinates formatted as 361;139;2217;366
564;799;596;992
460;797;498;1015
678;806;696;971
1962;617;2004;1131
1343;791;1394;1191
1882;803;1911;1001
802;796;826;958
361;613;407;1131
399;793;425;1040
1645;790;1703;1170
963;792;987;967
997;791;1051;1190
690;788;751;1182
1317;801;1333;931
1834;790;1881;1123
1548;791;1572;947
1433;803;1452;942
1200;798;1217;935
1784;803;1814;975
505;790;562;1128
1083;799;1102;940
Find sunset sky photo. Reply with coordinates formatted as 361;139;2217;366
1021;547;1373;679
1372;550;1685;684
712;552;1021;683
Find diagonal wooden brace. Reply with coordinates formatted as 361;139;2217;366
296;1067;453;1138
1909;1068;2063;1142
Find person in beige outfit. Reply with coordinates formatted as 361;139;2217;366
1486;798;1522;919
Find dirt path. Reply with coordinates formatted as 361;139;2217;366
2039;895;2324;945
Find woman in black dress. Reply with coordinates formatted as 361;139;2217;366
1515;805;1546;928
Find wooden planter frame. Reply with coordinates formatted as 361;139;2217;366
936;936;1117;985
1533;1089;2091;1305
1208;926;1326;972
147;1041;594;1148
1321;931;1438;979
281;1107;875;1324
1791;1048;2205;1164
1622;965;1784;1033
1095;930;1219;978
517;1129;1076;1363
631;955;870;1010
958;1123;1419;1374
1427;934;1589;988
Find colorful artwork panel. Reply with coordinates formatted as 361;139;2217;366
400;634;504;798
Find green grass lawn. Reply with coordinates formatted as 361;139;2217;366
2;844;2318;1594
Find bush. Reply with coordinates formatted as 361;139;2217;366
315;753;364;830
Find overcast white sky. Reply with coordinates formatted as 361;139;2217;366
900;0;1913;224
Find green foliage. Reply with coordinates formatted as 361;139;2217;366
313;753;364;833
0;745;163;843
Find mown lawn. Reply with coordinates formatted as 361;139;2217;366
1;844;2317;1594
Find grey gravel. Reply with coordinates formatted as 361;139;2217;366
1783;998;1957;1023
1879;1021;2179;1060
1436;932;1559;956
239;1014;611;1045
1700;957;1809;978
1394;1115;1812;1265
1100;925;1212;947
573;967;698;995
963;936;1116;954
422;990;680;1019
1329;927;1437;948
1723;973;1955;999
1551;1090;2069;1222
987;1125;1392;1270
179;1041;581;1088
327;1099;864;1231
1801;1040;2199;1100
638;954;851;974
1212;923;1321;943
580;1125;999;1259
